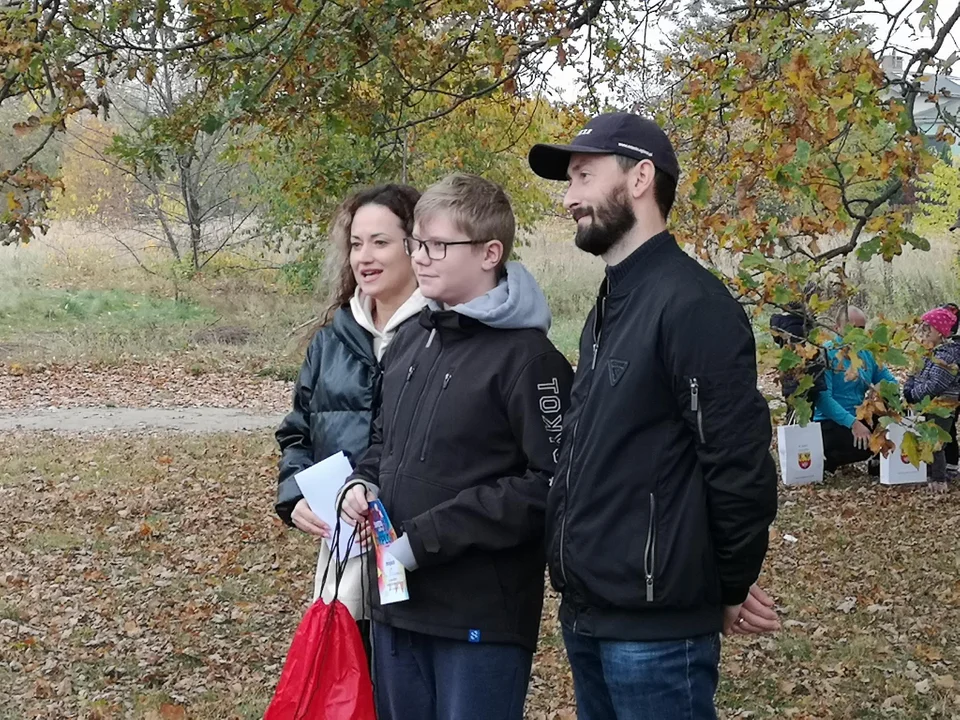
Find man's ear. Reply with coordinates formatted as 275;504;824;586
627;159;656;201
480;240;504;271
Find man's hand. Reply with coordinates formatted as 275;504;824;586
723;584;780;636
341;483;376;525
722;604;743;636
291;499;331;538
851;420;872;451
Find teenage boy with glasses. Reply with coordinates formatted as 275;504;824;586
341;173;574;720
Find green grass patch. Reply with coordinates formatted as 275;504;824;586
23;529;86;551
256;363;301;383
0;287;213;332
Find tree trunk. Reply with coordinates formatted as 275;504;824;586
178;153;203;271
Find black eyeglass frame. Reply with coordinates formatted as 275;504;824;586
403;236;490;260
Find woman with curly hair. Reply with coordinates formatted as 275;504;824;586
275;183;425;647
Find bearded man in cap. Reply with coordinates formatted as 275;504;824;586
529;113;780;719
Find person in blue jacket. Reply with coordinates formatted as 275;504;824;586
814;306;898;474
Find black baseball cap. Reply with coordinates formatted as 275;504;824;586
528;112;680;181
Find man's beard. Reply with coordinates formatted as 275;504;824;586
573;185;637;257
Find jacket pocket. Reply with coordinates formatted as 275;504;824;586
388;364;417;456
420;372;452;461
644;492;657;602
689;377;706;444
686;370;770;449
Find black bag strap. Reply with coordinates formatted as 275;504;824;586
318;491;362;601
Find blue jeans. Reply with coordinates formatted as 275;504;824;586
372;622;532;720
563;626;721;720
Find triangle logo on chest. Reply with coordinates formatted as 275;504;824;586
608;358;629;387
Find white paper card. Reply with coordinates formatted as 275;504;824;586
294;452;365;559
880;423;927;485
777;423;824;486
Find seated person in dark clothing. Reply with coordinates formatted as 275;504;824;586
814;306;897;475
770;302;811;347
771;298;825;409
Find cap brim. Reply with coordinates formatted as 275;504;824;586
528;143;612;181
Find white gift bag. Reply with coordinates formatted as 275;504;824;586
777;423;824;486
880;423;927;485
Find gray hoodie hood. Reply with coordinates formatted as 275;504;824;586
428;261;552;334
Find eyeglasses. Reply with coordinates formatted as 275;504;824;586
403;236;486;260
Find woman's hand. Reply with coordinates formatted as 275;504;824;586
291;499;331;538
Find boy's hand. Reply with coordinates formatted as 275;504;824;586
341;483;375;525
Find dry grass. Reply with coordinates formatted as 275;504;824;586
2;221;957;372
2;433;960;719
851;233;960;319
1;221;603;368
0;224;317;374
520;220;605;362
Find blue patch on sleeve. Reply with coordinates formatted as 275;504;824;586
468;629;481;643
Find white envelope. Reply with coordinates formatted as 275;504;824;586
294;452;365;560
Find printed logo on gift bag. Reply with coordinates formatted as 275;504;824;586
881;423;927;485
777;424;824;486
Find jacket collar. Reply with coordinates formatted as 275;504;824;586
605;231;680;295
331;307;377;366
418;307;483;336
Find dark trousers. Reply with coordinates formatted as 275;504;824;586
931;413;956;482
821;420;874;473
371;622;532;720
944;408;960;467
563;627;721;720
358;619;372;669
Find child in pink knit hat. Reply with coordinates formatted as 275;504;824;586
904;304;960;493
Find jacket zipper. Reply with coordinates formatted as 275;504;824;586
644;493;657;602
558;421;578;585
419;373;452;461
690;378;705;444
387;364;417;456
560;293;606;585
591;295;607;370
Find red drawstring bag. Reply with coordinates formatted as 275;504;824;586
265;522;375;720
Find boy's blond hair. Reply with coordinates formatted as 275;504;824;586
415;173;515;271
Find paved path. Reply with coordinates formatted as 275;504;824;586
0;407;285;433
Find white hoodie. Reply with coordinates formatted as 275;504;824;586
350;286;427;362
313;286;428;618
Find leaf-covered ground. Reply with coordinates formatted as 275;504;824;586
0;363;291;413
2;432;959;719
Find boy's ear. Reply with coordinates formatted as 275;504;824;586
479;240;504;271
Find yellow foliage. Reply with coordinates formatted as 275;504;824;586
49;116;141;223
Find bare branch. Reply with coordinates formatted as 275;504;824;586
814;180;904;262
